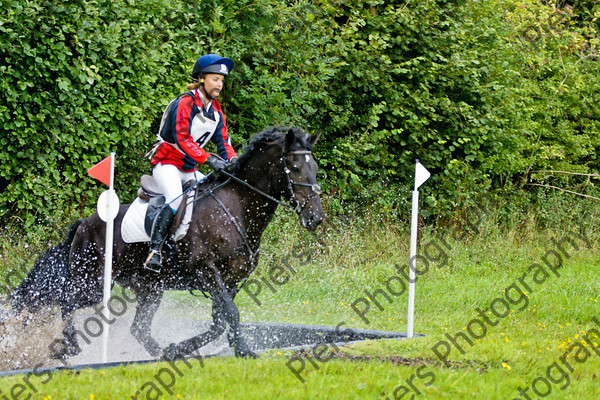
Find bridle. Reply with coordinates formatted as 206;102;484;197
215;149;321;214
281;150;322;214
187;147;321;267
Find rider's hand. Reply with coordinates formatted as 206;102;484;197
206;156;227;172
224;157;239;173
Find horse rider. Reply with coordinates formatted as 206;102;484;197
143;53;238;272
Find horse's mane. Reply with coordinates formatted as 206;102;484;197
232;126;313;172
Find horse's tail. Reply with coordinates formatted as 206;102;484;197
10;220;83;314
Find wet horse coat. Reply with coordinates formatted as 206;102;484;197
12;127;324;360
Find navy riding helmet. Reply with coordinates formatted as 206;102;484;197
191;54;234;80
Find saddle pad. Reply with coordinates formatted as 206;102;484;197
121;195;195;244
121;198;151;243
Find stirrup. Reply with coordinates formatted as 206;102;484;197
143;250;162;273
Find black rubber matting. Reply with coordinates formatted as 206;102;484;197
0;320;420;377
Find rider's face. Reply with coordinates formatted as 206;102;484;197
203;73;225;98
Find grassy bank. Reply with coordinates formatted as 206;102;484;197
1;196;599;399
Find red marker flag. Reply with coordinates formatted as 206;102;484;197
87;155;113;186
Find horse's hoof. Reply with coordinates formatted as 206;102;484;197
235;347;258;359
146;344;162;358
50;345;81;360
139;338;162;358
162;343;181;360
50;350;67;360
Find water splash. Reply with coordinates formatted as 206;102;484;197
0;308;64;370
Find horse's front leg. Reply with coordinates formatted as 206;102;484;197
222;285;257;358
162;263;256;359
162;293;228;360
130;288;164;357
206;263;257;359
50;312;82;359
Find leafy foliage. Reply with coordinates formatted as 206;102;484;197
0;0;598;225
0;0;186;223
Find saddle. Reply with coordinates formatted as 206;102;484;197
137;174;163;202
139;174;196;237
121;175;196;243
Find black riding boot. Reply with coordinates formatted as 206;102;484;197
143;207;175;272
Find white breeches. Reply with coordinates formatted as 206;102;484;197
152;163;205;212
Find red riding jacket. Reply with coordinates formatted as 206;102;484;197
151;89;237;172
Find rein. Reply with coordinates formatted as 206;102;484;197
219;170;295;211
220;149;321;213
207;191;260;263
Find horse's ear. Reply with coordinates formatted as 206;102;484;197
308;131;321;147
284;128;296;150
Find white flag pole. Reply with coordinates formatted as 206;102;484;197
101;152;116;363
407;159;430;338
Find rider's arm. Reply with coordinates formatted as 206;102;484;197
211;108;237;161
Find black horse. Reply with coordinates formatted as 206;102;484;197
11;126;324;360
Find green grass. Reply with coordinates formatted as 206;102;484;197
1;207;600;399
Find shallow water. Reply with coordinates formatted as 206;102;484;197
0;309;64;370
0;295;229;371
68;304;230;365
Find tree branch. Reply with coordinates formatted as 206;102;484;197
531;170;600;177
525;183;600;201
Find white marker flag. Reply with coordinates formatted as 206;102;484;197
414;161;431;190
407;160;430;338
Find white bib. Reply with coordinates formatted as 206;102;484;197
190;109;220;147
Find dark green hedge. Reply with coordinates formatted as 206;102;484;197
1;0;598;225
